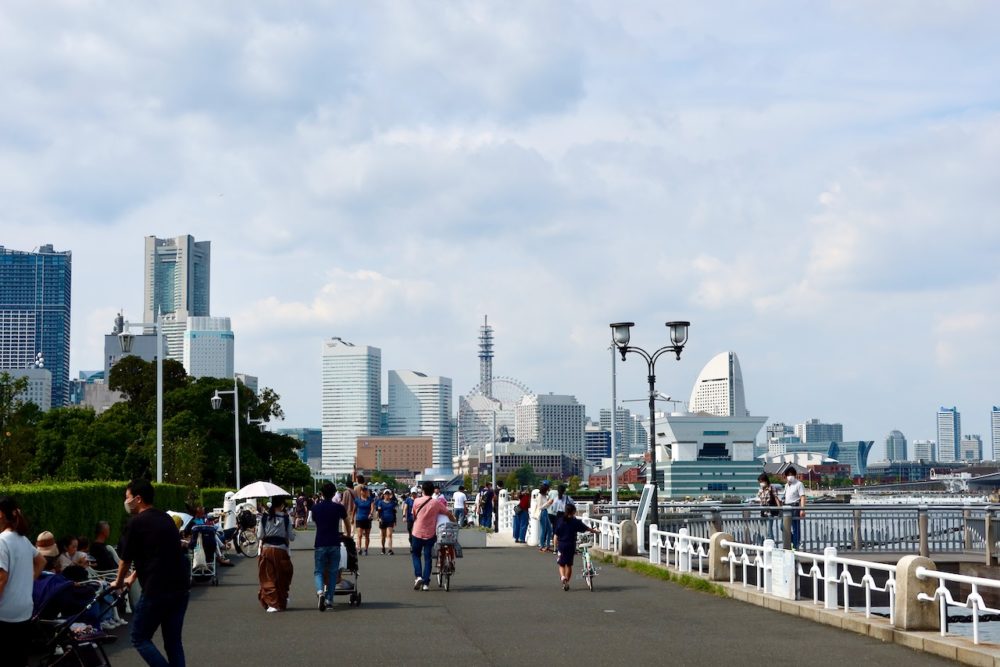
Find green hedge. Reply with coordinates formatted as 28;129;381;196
200;487;235;511
0;481;192;546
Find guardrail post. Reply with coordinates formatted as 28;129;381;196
708;532;733;582
678;528;690;572
918;505;929;558
823;547;839;610
895;555;939;631
649;525;660;564
710;507;723;534
986;507;999;566
963;508;972;551
852;510;862;551
600;517;610;551
762;539;774;594
620;520;638;557
782;507;792;550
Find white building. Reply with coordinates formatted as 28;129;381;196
387;370;453;472
5;367;52;412
961;435;983;462
992;407;1000;461
688;351;748;417
937;407;961;463
912;439;936;462
515;394;585;461
321;338;381;477
183;317;234;379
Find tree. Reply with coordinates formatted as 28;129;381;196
463;474;473;491
568;475;581;494
514;464;538;489
272;458;312;489
163;434;205;488
504;471;519;491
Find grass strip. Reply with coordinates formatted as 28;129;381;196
598;553;728;597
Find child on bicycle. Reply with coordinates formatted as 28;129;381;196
554;503;598;591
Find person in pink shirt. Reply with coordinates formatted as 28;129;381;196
410;481;456;591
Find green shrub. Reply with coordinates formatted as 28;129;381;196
200;487;235;511
0;481;191;546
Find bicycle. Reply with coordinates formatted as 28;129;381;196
579;537;597;591
234;526;259;558
433;521;459;591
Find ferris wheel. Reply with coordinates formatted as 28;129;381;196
458;376;532;452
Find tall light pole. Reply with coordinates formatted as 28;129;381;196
211;377;241;489
610;345;618;508
491;410;497;532
609;321;690;529
119;314;163;483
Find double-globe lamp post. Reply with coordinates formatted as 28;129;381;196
609;321;690;529
211;378;241;490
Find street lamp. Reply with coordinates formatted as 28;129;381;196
609;320;690;529
211;377;242;489
118;315;164;483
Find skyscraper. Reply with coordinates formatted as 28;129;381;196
143;235;210;359
183;316;234;379
599;407;637;457
0;244;72;407
885;430;907;462
992;407;1000;461
960;435;983;462
321;338;381;477
912;439;936;462
688;351;748;417
936;407;961;463
386;370;453;471
794;418;844;444
515;394;586;460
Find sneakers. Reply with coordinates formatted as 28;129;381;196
381;548;386;555
414;577;422;590
387;549;394;555
266;607;280;613
317;591;326;612
421;584;429;591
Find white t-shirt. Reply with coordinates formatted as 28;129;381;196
452;491;467;511
783;478;805;505
0;530;38;622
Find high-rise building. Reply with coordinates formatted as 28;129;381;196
600;407;637;458
277;427;322;471
386;370;453;471
235;373;258;395
183;316;234;379
515;394;586;461
688;351;748;417
794;418;844;444
936;407;961;463
321;338;381;477
992;407;1000;461
0;244;72;407
885;430;907;462
143;235;211;360
584;423;612;464
4;367;53;412
912;439;936;462
960;435;983;462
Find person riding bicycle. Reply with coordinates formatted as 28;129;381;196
553;504;598;591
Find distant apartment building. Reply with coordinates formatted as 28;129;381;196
277;427;323;471
599;407;645;454
515;393;586;461
992;407;1000;461
5;367;53;412
0;244;72;407
143;235;211;360
794;418;844;444
885;430;907;462
937;407;961;463
355;436;433;475
321;338;381;477
912;439;936;462
69;370;121;414
960;435;983;462
236;373;258;395
584;423;611;464
386;370;453;471
183;316;234;379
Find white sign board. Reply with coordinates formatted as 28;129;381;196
635;483;656;553
771;548;797;600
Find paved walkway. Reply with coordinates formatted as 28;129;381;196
100;533;957;666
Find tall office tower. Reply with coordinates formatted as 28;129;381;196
992;407;1000;461
478;316;493;398
688;351;748;416
912;439;936;462
143;235;211;359
885;430;907;462
794;418;844;444
599;407;637;457
386;370;454;471
183;316;234;379
321;338;381;477
960;435;983;462
936;407;961;463
0;244;72;407
584;423;612;464
515;394;586;460
632;414;647;453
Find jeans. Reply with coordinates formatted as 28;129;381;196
454;509;466;527
538;509;551;548
410;535;437;584
314;545;342;603
131;590;189;667
479;509;492;529
790;517;801;549
513;511;528;542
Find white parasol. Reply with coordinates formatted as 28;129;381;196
166;511;193;530
233;481;291;500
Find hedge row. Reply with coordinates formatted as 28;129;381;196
0;481;195;546
201;487;236;511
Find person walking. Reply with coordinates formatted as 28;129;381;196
452;486;468;528
513;488;531;543
354;486;374;555
409;481;456;591
112;480;191;667
374;489;398;555
311;483;347;612
536;481;554;552
756;473;780;541
0;496;46;667
782;467;806;548
478;483;494;529
554;504;599;590
257;497;295;612
403;490;417;539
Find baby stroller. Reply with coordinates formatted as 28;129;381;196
32;577;125;667
329;535;362;607
190;524;220;586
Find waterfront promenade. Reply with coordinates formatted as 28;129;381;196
99;534;955;666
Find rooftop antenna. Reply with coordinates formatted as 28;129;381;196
478;315;494;399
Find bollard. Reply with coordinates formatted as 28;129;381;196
708;532;734;582
917;505;929;558
895;555;940;631
649;525;660;565
823;547;839;610
678;528;691;573
782;507;792;550
620;520;638;557
852;510;862;552
762;539;774;594
710;507;724;534
986;507;999;567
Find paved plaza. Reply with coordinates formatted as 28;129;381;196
99;535;956;666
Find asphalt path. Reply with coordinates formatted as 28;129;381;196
98;534;955;666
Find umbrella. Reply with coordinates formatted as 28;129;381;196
233;481;291;500
166;511;193;530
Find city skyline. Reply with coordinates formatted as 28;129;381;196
3;4;999;457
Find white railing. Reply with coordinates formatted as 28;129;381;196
720;539;772;593
790;548;896;624
582;516;622;553
650;526;709;573
916;567;1000;645
498;500;516;532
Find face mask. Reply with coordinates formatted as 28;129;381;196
786;477;795;483
759;482;766;489
124;498;137;515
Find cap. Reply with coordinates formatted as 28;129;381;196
36;531;58;557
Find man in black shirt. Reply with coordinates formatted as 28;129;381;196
112;479;190;667
89;521;118;572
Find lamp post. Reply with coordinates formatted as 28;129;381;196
609;321;690;529
211;377;241;489
119;314;163;483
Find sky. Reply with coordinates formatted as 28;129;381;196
3;2;999;461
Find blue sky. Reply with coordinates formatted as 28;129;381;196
3;2;999;459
